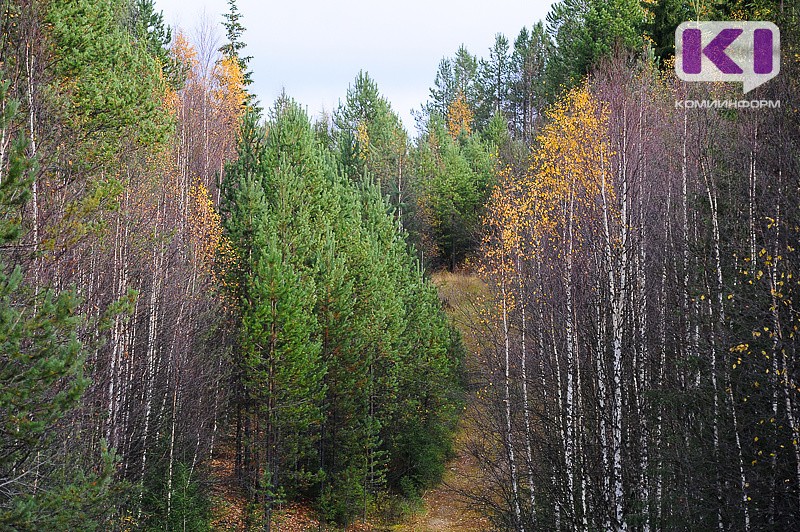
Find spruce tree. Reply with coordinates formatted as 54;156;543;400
219;0;254;88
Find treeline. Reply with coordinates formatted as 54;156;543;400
0;0;463;529
466;0;800;530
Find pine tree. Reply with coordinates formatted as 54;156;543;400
509;23;551;141
427;45;480;121
127;0;181;88
333;72;412;240
415;116;496;269
242;218;323;522
221;92;465;526
476;33;511;127
545;0;647;97
222;98;332;526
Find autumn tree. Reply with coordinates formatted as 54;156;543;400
447;90;474;139
468;3;800;528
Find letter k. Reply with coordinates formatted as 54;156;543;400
683;28;744;74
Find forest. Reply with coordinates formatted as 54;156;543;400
0;0;798;530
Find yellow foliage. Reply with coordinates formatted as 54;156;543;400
212;56;247;124
188;181;224;277
164;85;179;116
481;84;614;319
529;84;612;236
483;84;613;273
171;31;198;71
356;121;370;161
447;91;473;139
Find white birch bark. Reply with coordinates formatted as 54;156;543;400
166;381;179;522
636;87;651;532
564;190;577;528
516;255;536;524
138;203;164;517
601;143;626;531
25;44;38;257
0;96;7;185
550;314;566;529
594;293;612;531
704;162;750;530
501;270;523;530
681;110;692;391
656;184;670;526
770;166;800;509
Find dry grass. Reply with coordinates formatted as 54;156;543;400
390;415;491;532
431;270;489;363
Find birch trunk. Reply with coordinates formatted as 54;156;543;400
602;144;626;531
704;159;751;530
771;164;800;509
563;191;577;528
138;206;164;517
636;87;651;532
501;270;523;530
594;293;612;531
516;255;536;524
25;43;38;260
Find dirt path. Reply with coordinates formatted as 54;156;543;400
210;417;489;532
393;424;490;532
209;443;248;530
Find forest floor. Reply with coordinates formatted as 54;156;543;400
209;271;489;531
389;421;490;532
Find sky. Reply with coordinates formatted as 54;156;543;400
155;0;556;133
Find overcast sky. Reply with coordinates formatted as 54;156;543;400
155;0;556;133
